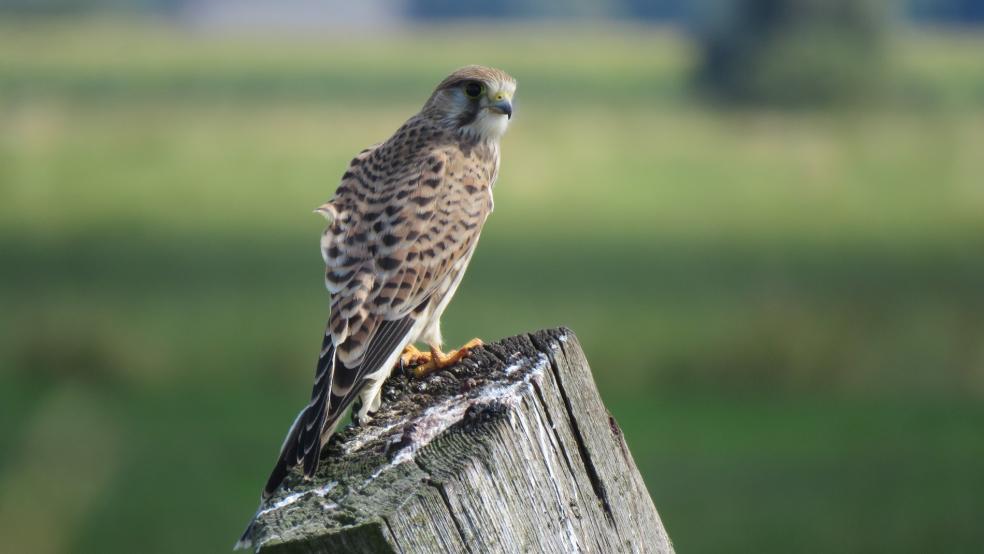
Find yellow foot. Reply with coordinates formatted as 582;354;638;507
412;338;484;379
399;344;430;367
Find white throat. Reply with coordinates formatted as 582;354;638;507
461;113;509;143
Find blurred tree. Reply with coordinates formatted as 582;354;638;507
909;0;984;23
694;0;893;106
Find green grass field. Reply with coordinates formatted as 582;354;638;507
1;20;983;553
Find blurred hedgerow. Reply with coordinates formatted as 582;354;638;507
694;0;892;106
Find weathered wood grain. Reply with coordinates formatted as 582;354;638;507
237;328;673;553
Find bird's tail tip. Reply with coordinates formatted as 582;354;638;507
234;513;257;551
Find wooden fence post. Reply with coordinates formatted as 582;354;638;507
237;328;673;553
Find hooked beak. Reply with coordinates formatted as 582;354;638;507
488;99;513;119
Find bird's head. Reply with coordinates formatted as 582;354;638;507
423;65;516;143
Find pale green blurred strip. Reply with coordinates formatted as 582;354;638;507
2;104;983;241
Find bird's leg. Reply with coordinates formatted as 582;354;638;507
412;338;484;378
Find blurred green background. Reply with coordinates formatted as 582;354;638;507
2;1;984;553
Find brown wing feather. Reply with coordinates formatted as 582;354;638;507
375;147;494;317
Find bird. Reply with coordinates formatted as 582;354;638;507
261;65;516;499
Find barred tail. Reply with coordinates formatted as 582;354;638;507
262;330;336;498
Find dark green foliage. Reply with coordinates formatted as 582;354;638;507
695;0;892;106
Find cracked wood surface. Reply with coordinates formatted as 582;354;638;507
238;328;673;553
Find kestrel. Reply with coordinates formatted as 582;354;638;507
261;66;516;498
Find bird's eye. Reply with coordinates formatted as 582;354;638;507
464;82;485;99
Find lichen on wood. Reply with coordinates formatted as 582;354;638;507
237;328;673;553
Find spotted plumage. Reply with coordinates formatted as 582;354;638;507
262;66;516;497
